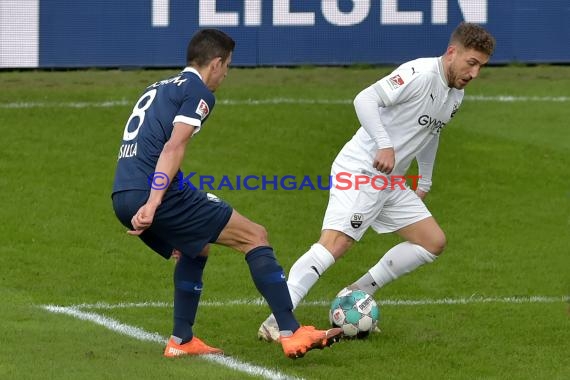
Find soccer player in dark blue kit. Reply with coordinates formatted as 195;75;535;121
112;29;341;359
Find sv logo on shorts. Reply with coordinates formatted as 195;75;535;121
350;213;363;228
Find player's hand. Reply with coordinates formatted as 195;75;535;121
171;249;182;262
416;189;428;200
373;148;395;174
128;203;157;235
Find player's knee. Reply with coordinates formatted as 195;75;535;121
427;231;446;256
333;238;353;258
247;222;269;247
319;229;354;259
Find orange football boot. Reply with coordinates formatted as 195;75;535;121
280;326;342;359
163;336;223;357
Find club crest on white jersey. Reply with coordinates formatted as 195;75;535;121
351;213;363;228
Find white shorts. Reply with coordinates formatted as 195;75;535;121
322;159;432;241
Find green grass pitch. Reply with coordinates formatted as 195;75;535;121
0;65;569;379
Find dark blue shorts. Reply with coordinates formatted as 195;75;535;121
112;188;233;259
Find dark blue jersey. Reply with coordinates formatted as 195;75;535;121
112;68;215;193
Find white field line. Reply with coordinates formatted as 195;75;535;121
41;305;303;380
1;95;569;109
61;295;570;311
0;100;131;108
42;305;166;344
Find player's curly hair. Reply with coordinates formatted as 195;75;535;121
450;22;495;56
187;29;235;67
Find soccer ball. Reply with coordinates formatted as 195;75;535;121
329;288;380;338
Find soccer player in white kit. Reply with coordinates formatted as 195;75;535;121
259;22;496;341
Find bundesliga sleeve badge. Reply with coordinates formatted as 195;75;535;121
195;99;210;120
387;74;405;90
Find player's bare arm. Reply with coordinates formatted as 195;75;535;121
129;122;195;234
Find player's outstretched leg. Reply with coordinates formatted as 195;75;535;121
258;243;336;343
258;234;353;343
245;246;343;357
217;210;343;358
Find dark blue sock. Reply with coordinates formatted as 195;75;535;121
245;246;300;332
172;254;207;344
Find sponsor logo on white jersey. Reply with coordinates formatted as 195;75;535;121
418;114;446;135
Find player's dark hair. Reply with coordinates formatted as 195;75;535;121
450;22;495;56
186;29;235;67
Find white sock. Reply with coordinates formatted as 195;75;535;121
353;242;437;295
287;243;335;309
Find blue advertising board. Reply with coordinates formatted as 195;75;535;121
1;1;569;68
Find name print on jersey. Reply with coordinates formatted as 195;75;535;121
118;142;138;159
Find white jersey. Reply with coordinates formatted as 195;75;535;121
340;57;464;184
